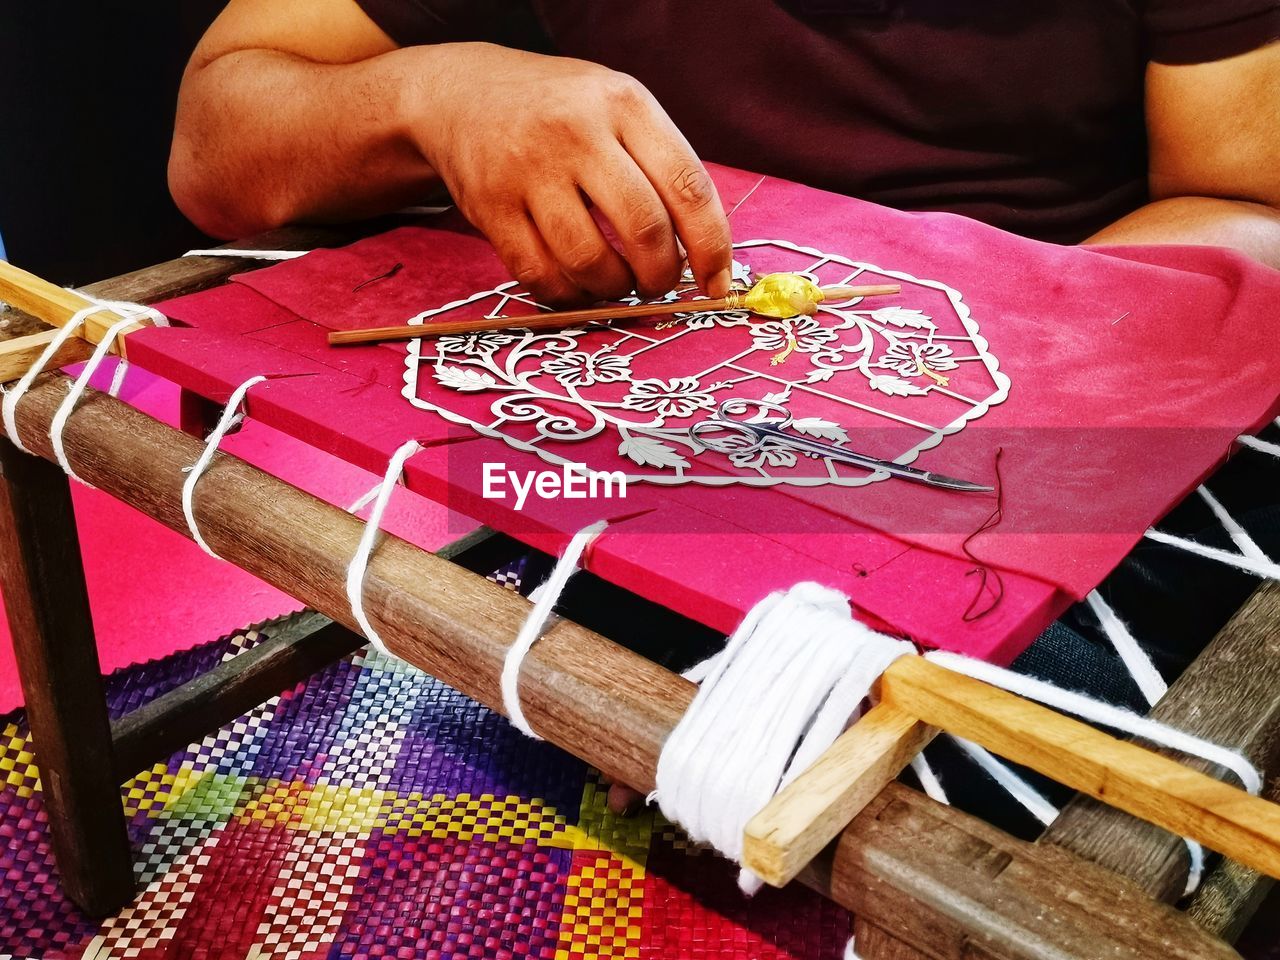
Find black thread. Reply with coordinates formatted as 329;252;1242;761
961;447;1005;622
353;262;403;292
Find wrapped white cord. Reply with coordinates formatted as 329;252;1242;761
502;519;608;738
344;438;424;654
181;375;267;558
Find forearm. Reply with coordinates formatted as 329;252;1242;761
170;46;441;238
1084;196;1280;270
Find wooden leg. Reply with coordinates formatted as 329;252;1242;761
0;438;134;915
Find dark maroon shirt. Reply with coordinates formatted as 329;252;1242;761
355;0;1279;243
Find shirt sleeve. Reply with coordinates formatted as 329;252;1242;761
1144;0;1279;65
352;0;550;51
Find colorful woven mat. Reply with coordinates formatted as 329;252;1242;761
0;568;848;960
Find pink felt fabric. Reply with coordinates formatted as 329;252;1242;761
129;163;1280;664
0;365;464;712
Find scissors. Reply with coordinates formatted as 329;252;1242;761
689;399;993;493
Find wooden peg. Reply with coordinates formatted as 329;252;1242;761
743;654;1280;890
880;656;1280;881
0;260;146;357
742;701;936;887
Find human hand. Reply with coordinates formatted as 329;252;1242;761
405;44;733;303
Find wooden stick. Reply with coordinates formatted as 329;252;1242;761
0;260;146;356
326;282;903;346
880;655;1280;882
743;702;936;886
0;329;94;384
2;373;1242;960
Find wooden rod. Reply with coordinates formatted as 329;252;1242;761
326;283;903;346
0;260;146;356
0;329;94;384
4;374;1238;960
880;655;1280;882
743;702;936;887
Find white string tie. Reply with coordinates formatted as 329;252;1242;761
181;375;268;558
2;308;92;451
909;753;949;805
1238;433;1280;459
925;650;1262;795
1142;529;1280;580
183;248;310;261
952;736;1059;826
49;314;141;484
344;438;424;655
2;295;168;455
1196;485;1271;564
653;582;914;894
502;519;608;739
1085;590;1168;706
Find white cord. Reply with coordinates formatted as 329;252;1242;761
502;520;608;738
952;736;1059;826
925;650;1261;795
1085;590;1168;706
1238;434;1280;458
48;314;140;483
344;438;424;654
653;582;914;894
181;376;267;558
2;309;92;451
183;248;310;260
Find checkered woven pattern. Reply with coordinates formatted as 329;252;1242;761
0;563;849;959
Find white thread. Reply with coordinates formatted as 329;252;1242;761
926;650;1262;795
2;309;92;451
502;520;608;739
1197;486;1271;564
1238;434;1280;458
183;248;309;260
653;582;914;894
49;314;140;483
2;295;168;455
346;480;383;514
1085;590;1168;706
952;737;1059;826
909;754;949;805
843;936;864;960
181;376;268;558
107;358;130;398
1184;842;1206;898
343;438;424;654
1143;528;1280;580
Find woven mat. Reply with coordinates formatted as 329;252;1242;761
0;565;848;960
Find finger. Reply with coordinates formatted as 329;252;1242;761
481;205;591;305
606;782;646;817
579;146;683;298
619;110;732;298
528;186;636;300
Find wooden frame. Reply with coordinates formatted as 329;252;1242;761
0;238;1276;959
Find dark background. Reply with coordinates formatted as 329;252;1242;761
0;2;226;285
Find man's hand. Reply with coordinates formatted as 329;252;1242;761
410;45;732;302
171;0;731;302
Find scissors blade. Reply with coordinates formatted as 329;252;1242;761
750;423;992;493
915;470;994;493
853;457;993;492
